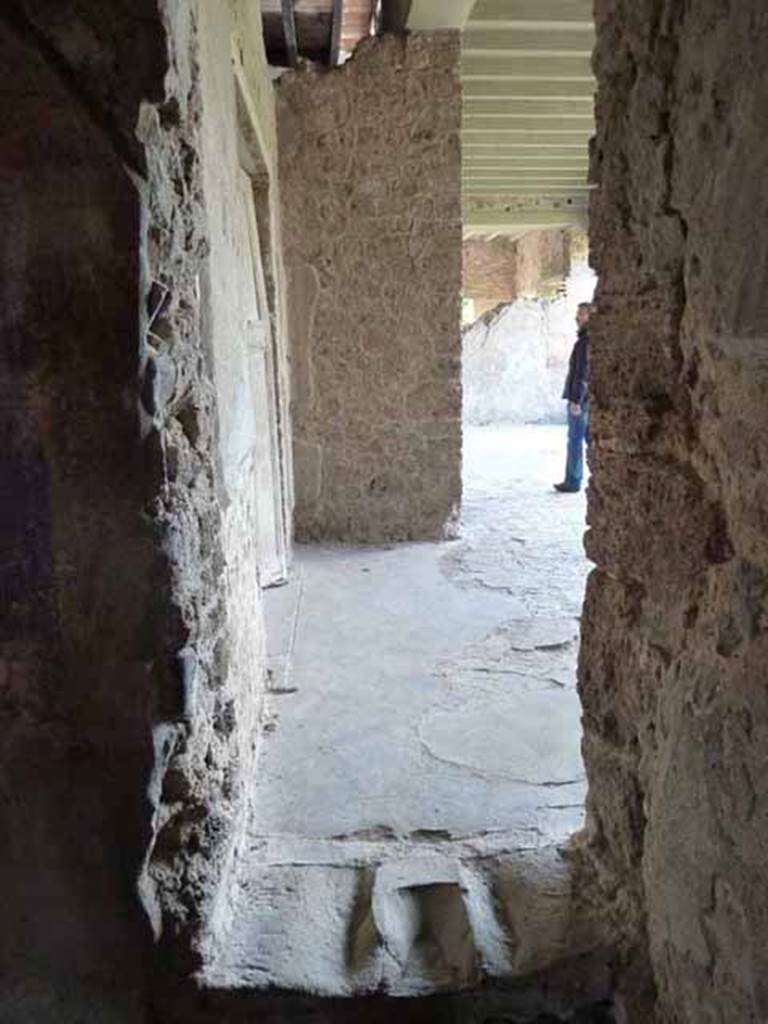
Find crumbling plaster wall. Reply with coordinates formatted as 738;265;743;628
168;0;291;971
582;2;768;1020
277;32;463;543
0;1;287;1018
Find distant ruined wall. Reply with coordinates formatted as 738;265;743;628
0;1;285;1019
583;2;768;1021
463;228;573;317
278;32;462;543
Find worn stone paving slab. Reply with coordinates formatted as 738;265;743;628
255;424;589;839
207;836;604;998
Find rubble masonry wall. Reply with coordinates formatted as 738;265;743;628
278;32;463;542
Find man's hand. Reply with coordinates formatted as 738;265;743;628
569;402;582;416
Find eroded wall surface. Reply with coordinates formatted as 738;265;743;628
0;1;287;1018
277;32;462;543
463;229;573;316
583;2;768;1020
148;0;287;980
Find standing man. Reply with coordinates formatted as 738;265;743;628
554;302;592;493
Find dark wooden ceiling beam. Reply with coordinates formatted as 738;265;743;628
380;0;411;33
281;0;299;66
329;0;343;65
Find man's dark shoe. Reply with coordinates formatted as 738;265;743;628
554;482;580;493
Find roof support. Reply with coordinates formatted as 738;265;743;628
329;0;343;65
281;0;299;67
380;0;411;33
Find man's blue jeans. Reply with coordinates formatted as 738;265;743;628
564;404;589;490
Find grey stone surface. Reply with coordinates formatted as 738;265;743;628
203;425;593;997
254;424;589;841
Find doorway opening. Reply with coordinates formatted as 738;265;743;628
202;238;599;997
459;227;598;854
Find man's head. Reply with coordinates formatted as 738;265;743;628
576;302;592;329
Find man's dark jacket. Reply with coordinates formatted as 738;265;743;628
563;326;589;405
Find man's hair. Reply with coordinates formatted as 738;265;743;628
577;301;593;312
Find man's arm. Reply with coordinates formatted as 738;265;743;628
569;337;588;413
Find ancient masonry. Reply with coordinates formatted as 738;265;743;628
463;228;573;316
277;32;463;543
581;1;768;1019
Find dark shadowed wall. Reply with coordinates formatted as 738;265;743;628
0;17;156;1021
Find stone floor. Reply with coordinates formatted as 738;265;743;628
206;424;594;1000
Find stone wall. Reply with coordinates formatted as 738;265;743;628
583;2;768;1020
277;32;462;543
149;0;289;978
463;229;573;317
0;1;287;1018
0;16;158;1021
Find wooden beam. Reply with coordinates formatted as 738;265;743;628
380;0;411;32
462;54;593;80
281;0;299;67
462;130;590;146
372;0;383;34
464;143;588;158
463;157;589;166
470;0;593;22
464;97;593;117
464;208;585;231
329;0;343;65
463;173;589;182
463;115;594;133
463;79;594;99
463;26;594;56
463;183;593;193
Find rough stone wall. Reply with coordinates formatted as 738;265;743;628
277;32;462;543
515;229;573;299
0;1;286;1019
583;2;768;1020
184;0;292;962
463;229;573;317
463;235;520;310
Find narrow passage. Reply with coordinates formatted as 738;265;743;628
210;424;590;995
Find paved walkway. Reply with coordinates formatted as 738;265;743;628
211;425;591;996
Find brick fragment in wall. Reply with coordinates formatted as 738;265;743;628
582;2;768;1020
277;31;462;543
